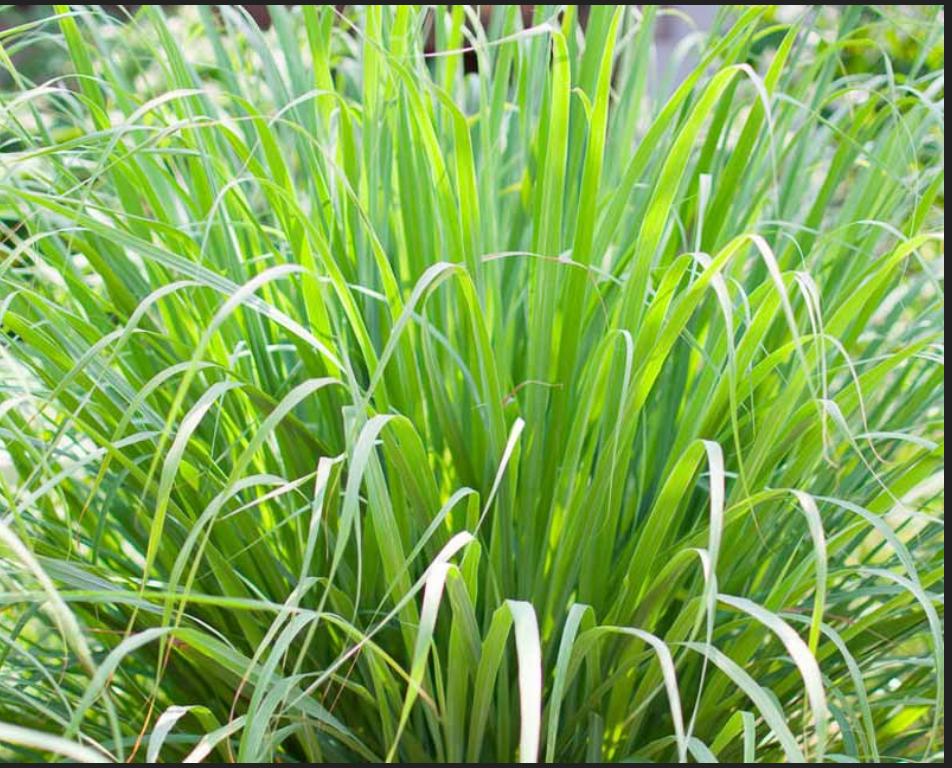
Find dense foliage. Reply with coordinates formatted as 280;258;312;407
0;5;945;763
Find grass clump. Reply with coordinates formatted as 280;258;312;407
0;4;945;763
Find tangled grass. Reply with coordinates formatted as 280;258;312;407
0;4;945;763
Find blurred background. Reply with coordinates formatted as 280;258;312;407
3;5;731;89
1;6;944;95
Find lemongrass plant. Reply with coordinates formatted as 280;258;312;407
0;4;944;763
